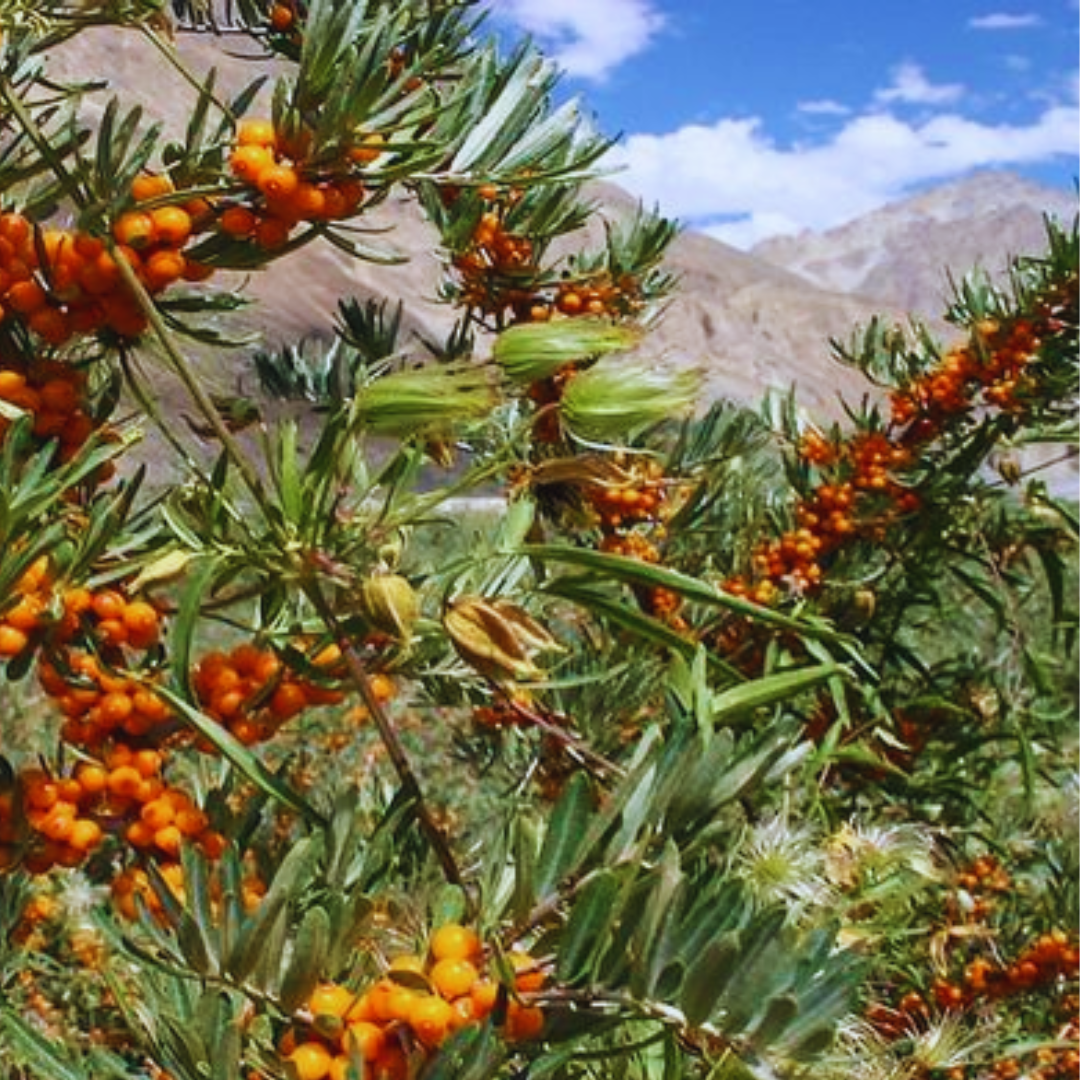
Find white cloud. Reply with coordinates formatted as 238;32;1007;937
874;62;965;106
605;85;1080;247
1005;54;1033;71
969;12;1044;29
489;0;665;81
796;99;852;116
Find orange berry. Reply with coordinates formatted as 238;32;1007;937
236;118;277;147
253;215;292;250
287;1041;333;1080
26;777;60;810
150;205;193;247
38;376;82;414
107;765;142;798
123;601;161;649
470;978;498;1018
200;830;227;860
343;1019;385;1062
256;163;300;201
140;798;175;831
0;211;31;246
27;306;72;346
408;994;454;1049
38;806;76;843
430;923;481;963
6;278;48;315
270;681;308;721
510;951;545;992
429;957;479;1000
309;983;355;1020
175;806;209;837
131;172;175;202
288;181;327;220
141;248;187;291
229;144;275;184
220;205;258;238
505;1002;544;1041
125;820;155;848
112;210;157;250
0;624;29;656
68;818;103;852
91;589;126;621
99;691;136;729
154;824;183;857
75;762;108;797
269;4;294;32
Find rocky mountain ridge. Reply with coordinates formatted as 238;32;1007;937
752;171;1076;319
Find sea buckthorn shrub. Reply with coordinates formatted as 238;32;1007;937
0;2;1076;1080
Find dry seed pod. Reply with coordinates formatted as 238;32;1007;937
443;597;550;682
487;598;562;655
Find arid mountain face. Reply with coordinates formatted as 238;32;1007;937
752;172;1077;320
48;27;1075;428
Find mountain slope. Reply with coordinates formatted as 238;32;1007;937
751;171;1076;318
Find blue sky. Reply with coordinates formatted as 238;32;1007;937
487;0;1079;246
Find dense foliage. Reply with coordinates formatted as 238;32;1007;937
0;2;1076;1078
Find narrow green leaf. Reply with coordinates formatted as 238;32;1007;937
522;544;853;643
555;869;621;983
749;993;800;1049
178;845;219;977
679;932;742;1026
542;578;741;678
534;772;595;902
210;1007;243;1080
629;842;682;998
279;905;331;1013
0;1010;88;1080
155;684;323;825
710;664;843;726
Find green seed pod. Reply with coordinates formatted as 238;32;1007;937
560;356;700;439
352;364;496;436
493;318;640;384
360;573;420;642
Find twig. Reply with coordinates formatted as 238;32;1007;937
304;579;469;900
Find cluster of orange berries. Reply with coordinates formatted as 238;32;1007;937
1;557;161;667
450;196;643;328
583;458;667;532
0;359;97;464
726;429;920;606
274;925;544;1080
720;289;1075;617
928;855;1080;1015
452;208;539;322
222;119;371;250
0;557;348;912
193;641;345;747
890;315;1046;437
0;184;212;346
9;745;224;877
546;273;643;322
578;456;686;629
929;927;1079;1013
867;855;1078;1078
